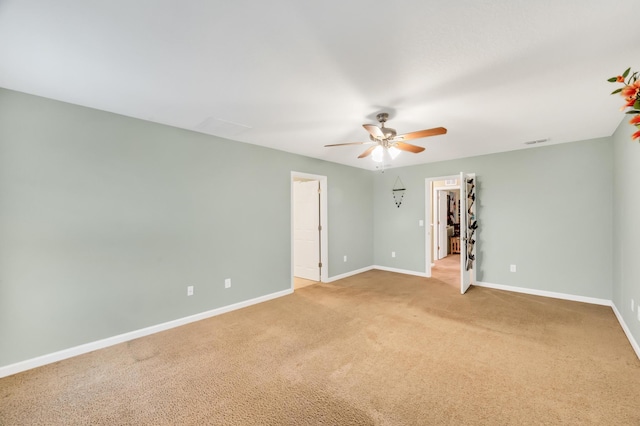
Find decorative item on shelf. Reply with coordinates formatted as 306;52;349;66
465;177;477;271
607;67;640;140
392;176;406;208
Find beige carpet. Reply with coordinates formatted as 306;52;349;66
432;253;460;289
294;276;319;290
1;270;639;425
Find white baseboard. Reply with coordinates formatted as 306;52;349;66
328;265;432;281
611;303;640;360
325;266;374;283
475;281;639;361
325;265;428;283
474;281;611;306
373;265;428;278
0;288;293;379
4;277;638;378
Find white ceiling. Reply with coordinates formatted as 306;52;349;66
1;1;638;170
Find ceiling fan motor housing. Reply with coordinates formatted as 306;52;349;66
374;113;396;140
369;128;397;142
376;112;389;123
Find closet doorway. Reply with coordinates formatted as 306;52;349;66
291;172;328;290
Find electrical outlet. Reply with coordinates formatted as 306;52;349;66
187;285;194;296
510;264;517;273
392;251;396;258
632;299;635;312
224;278;231;289
344;255;347;262
419;220;424;227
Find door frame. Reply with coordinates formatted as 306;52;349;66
424;175;461;278
433;186;458;260
291;171;328;288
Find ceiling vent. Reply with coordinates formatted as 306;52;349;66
524;138;550;145
195;116;252;137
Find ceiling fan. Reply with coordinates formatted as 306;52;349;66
325;112;447;160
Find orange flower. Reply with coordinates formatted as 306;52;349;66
621;80;640;99
608;68;640;141
621;97;636;110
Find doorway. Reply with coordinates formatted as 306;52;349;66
433;186;460;261
431;180;461;288
425;173;477;293
291;172;328;290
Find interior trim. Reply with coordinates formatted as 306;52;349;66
474;281;611;306
373;265;429;278
476;281;639;361
325;266;374;283
4;275;637;378
0;288;293;379
610;303;640;360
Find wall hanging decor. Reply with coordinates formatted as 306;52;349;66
607;67;640;140
465;177;477;271
392;176;406;208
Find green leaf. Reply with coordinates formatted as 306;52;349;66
611;88;622;94
634;99;640;110
625;110;640;114
608;77;618;82
623;67;631;78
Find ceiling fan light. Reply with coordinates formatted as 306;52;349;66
372;146;384;162
388;146;401;159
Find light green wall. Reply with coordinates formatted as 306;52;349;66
374;138;613;299
0;86;626;369
612;118;640;347
0;88;373;367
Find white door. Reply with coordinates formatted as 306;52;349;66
460;172;477;294
293;180;320;281
438;191;448;259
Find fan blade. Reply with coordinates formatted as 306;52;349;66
358;146;377;158
393;127;447;141
394;142;425;153
324;141;373;147
363;124;385;139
